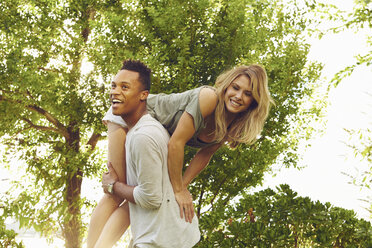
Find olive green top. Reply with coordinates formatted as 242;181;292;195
103;86;217;148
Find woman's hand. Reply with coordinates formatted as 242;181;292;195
175;188;194;223
167;112;196;223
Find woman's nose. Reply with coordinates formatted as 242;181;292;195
235;90;243;99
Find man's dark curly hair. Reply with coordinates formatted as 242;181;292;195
121;59;151;91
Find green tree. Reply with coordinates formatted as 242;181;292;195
0;1;109;247
197;184;372;248
0;0;324;247
0;215;24;248
327;0;372;85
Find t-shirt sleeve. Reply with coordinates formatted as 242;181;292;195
184;87;204;132
131;133;163;209
102;106;128;128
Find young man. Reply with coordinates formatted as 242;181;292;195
101;60;200;248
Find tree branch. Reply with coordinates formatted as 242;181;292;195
86;132;102;150
25;105;69;138
1;89;32;100
1;94;69;138
61;26;75;41
197;187;204;219
207;175;229;211
38;67;61;73
21;117;60;133
26;90;36;101
81;8;96;42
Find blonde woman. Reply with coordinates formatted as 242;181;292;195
87;62;273;248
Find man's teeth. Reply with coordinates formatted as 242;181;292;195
112;99;122;103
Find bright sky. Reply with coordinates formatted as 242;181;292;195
1;0;371;247
262;1;372;220
262;63;371;219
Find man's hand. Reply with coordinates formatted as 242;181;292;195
175;188;195;223
102;162;119;194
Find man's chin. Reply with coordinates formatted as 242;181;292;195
112;109;123;116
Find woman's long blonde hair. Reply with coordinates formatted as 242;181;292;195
214;64;273;148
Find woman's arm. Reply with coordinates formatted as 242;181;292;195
168;87;219;223
167;112;196;223
182;142;222;187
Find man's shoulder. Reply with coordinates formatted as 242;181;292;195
132;114;169;141
128;114;169;160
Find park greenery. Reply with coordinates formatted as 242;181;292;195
0;0;371;247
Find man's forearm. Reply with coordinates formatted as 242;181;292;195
113;182;136;204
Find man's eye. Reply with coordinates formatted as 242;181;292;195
111;84;116;88
122;85;128;89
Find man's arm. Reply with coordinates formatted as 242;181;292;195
102;162;135;203
112;181;135;204
103;132;164;209
132;133;164;209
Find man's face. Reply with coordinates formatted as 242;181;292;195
110;69;147;117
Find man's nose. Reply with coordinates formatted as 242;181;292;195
110;87;120;95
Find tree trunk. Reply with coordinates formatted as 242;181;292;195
64;170;83;248
63;127;83;248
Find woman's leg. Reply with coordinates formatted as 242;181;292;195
87;122;129;248
87;194;122;248
93;201;130;248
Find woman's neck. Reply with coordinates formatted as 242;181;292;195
224;110;237;129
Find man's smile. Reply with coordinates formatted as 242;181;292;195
112;98;123;107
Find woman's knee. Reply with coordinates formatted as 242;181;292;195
101;193;123;206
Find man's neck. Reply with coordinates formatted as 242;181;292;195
121;104;148;130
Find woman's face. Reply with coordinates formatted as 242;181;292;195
224;75;255;115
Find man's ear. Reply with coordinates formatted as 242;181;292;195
140;90;149;101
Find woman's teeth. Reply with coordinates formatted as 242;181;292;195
230;99;240;107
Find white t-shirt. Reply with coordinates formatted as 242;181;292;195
125;114;200;248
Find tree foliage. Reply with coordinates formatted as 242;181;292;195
1;0;362;247
0;215;24;248
343;107;372;219
322;0;372;86
196;184;372;248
